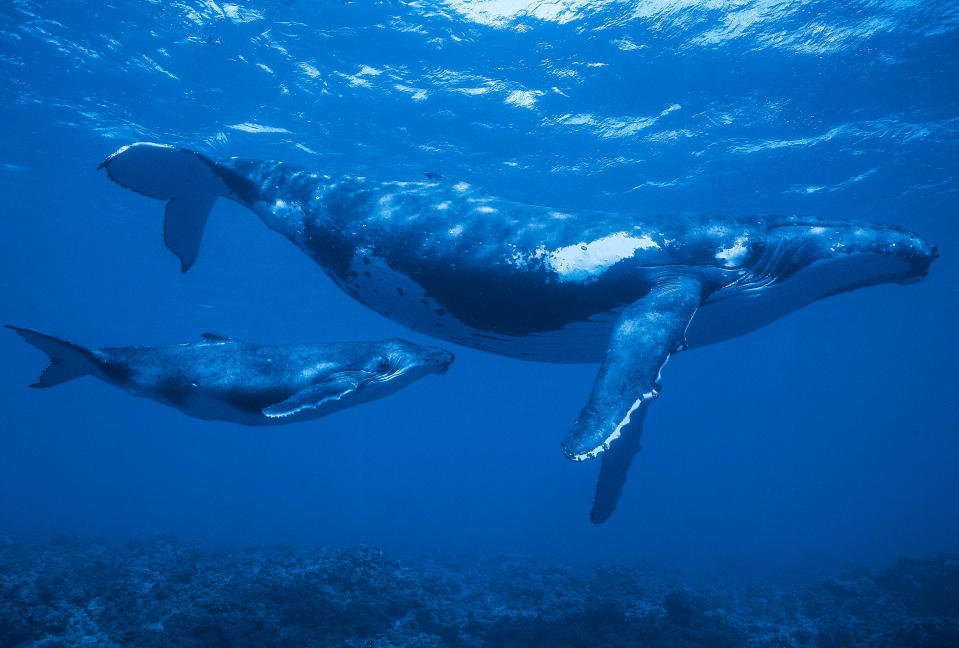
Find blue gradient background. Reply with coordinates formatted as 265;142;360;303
1;0;956;581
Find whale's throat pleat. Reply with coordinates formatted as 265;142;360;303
688;252;910;347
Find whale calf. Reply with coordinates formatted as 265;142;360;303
8;326;453;425
101;143;937;522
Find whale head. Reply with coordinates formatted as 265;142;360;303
687;216;937;348
685;215;937;349
370;339;455;383
730;216;937;300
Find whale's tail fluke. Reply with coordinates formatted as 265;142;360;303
6;326;97;388
590;407;647;524
99;143;228;272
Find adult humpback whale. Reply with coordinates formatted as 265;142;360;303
101;143;937;522
8;326;453;425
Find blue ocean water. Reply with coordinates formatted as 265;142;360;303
1;0;957;628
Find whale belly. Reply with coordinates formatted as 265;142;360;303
120;373;285;426
685;290;791;348
447;317;617;363
174;393;274;425
335;252;617;363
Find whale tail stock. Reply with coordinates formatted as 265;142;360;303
99;143;230;273
6;326;97;388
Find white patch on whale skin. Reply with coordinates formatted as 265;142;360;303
715;235;751;267
571;392;655;462
547;232;660;282
254;200;301;240
507;244;548;270
571;352;674;461
299;362;335;381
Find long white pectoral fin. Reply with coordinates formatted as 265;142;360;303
261;374;362;419
562;276;701;462
561;275;701;521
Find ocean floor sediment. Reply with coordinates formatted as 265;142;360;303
0;536;956;647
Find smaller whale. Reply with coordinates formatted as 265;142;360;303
7;326;454;425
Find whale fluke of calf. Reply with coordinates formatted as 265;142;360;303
7;326;99;388
100;142;938;523
7;325;454;425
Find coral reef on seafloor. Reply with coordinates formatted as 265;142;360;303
0;535;956;648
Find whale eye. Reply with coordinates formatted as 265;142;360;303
372;356;392;373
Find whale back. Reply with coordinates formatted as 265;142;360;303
202;159;771;360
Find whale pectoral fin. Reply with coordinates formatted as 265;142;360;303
261;374;362;419
563;275;701;461
165;193;216;273
561;275;701;522
591;405;648;524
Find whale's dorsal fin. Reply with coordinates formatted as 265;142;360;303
261;373;363;419
201;332;232;342
423;171;442;180
562;275;701;523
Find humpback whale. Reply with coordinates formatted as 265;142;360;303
100;143;937;522
8;326;453;425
